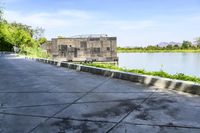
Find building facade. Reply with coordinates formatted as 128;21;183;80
42;35;118;62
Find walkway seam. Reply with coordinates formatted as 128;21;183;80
27;77;111;133
106;89;158;133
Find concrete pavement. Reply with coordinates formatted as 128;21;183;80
0;54;200;133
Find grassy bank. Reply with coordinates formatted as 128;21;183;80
117;49;200;53
83;63;200;84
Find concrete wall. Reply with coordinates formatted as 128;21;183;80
42;36;118;62
25;57;200;95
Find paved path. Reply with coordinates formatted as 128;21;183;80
0;54;200;133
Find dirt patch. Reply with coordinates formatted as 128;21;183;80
82;100;142;118
141;97;179;119
135;109;153;120
145;98;176;111
51;119;100;133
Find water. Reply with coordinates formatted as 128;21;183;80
118;53;200;77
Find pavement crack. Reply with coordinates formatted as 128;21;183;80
105;89;158;133
26;77;111;133
124;122;200;130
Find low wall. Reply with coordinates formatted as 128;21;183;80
25;57;200;95
0;51;14;54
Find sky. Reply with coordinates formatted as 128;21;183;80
1;0;200;46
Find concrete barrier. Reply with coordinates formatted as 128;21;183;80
26;57;200;95
0;51;14;54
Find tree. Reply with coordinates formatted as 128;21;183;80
33;27;45;39
174;44;179;49
146;45;157;50
0;5;48;57
194;37;200;47
11;22;34;37
166;44;173;50
38;37;47;45
181;41;192;49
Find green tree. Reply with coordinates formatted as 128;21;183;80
174;44;179;49
38;37;47;45
11;22;34;37
181;41;192;49
146;45;157;50
0;5;48;57
166;44;173;50
33;27;45;39
195;37;200;47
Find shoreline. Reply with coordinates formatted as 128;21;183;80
117;49;200;53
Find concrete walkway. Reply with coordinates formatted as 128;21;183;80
0;54;200;133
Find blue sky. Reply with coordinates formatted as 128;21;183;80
2;0;200;46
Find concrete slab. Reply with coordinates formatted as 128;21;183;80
77;91;152;102
0;104;67;117
56;101;143;122
0;93;83;107
0;115;45;133
109;123;200;133
48;74;108;92
124;90;200;128
93;78;157;93
33;118;114;133
0;55;200;132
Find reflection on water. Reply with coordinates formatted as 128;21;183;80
118;53;200;77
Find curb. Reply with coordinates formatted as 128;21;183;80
25;57;200;95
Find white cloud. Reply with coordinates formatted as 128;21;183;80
4;9;92;29
99;20;156;30
3;9;158;45
58;10;92;19
2;0;24;3
4;9;156;31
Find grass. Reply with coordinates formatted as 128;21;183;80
83;63;200;84
117;49;200;53
19;47;49;58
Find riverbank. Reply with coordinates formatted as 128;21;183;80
117;49;200;53
82;63;200;84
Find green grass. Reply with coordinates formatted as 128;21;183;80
83;63;200;84
117;49;200;53
18;47;49;58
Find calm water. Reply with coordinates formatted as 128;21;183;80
118;53;200;77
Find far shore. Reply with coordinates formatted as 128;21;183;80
117;49;200;53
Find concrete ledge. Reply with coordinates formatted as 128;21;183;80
26;57;200;95
0;51;14;54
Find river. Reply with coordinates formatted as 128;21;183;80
118;53;200;77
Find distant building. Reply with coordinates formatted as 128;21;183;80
42;34;118;62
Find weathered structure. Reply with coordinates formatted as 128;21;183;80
42;34;118;62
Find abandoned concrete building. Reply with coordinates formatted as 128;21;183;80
42;34;118;62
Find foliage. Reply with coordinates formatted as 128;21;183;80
83;63;200;84
38;37;47;45
118;40;200;53
181;40;192;49
0;7;48;58
11;22;34;37
33;27;45;39
195;37;200;47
